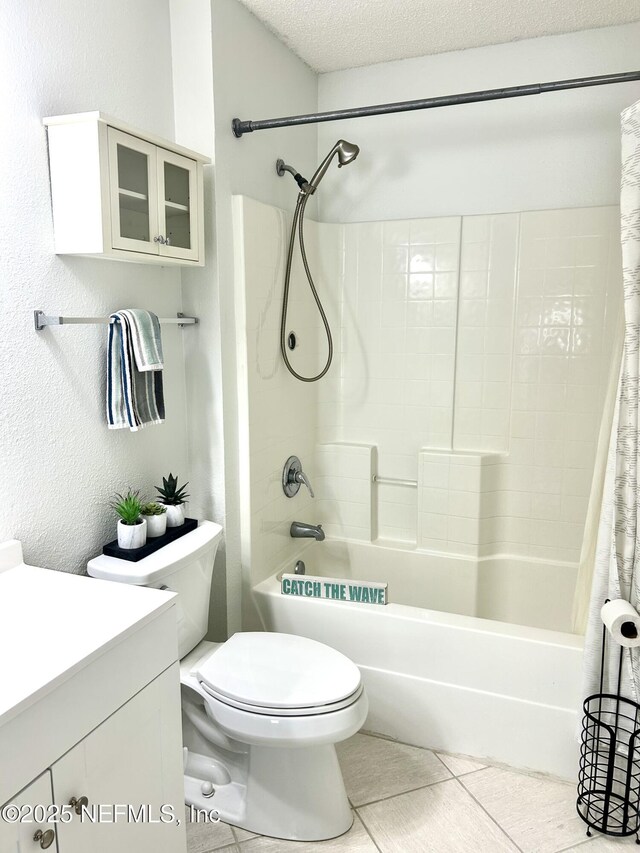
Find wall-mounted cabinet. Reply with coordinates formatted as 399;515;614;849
44;112;210;266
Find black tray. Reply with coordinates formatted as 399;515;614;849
103;517;199;562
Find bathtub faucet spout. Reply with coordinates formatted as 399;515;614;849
290;521;325;541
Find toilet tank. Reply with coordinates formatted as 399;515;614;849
87;521;223;657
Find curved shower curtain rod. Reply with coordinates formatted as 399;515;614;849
231;70;640;137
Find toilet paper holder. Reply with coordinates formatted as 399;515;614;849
577;599;640;843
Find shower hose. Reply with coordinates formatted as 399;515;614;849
280;191;333;383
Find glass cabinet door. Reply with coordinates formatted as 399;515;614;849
108;128;159;254
157;148;199;262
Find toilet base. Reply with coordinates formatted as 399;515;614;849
185;742;353;841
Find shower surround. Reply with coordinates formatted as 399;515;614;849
233;195;621;774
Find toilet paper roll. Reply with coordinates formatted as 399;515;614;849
601;599;640;648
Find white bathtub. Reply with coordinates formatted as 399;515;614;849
253;540;583;780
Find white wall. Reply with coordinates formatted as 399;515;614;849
318;23;640;222
169;0;227;638
0;0;189;573
171;0;318;634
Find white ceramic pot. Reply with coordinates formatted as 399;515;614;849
165;504;185;527
117;517;147;549
145;512;167;538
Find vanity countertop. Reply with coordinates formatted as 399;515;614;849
0;556;175;728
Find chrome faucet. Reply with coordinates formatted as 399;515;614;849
283;456;315;498
290;521;325;541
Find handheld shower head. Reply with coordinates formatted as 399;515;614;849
308;139;360;191
275;140;360;196
276;138;359;383
336;139;360;167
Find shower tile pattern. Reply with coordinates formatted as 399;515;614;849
323;217;462;543
454;213;519;453
314;443;375;540
235;197;622;592
324;206;621;560
417;450;500;555
500;206;621;561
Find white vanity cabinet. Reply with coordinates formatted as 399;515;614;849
43;112;209;265
53;666;182;853
0;542;186;853
0;772;56;852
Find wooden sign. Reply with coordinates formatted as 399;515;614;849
281;573;387;605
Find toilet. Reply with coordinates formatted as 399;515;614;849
87;521;368;841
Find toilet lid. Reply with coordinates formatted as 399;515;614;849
196;632;362;711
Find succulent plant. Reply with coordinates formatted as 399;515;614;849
141;502;167;516
110;490;144;525
155;473;190;506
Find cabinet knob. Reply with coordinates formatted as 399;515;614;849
164;236;171;246
69;795;89;815
154;235;163;243
33;829;55;849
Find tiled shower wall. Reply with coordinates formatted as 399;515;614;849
235;196;622;581
319;206;622;558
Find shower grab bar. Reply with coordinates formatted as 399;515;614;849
34;310;198;331
232;70;640;137
372;475;417;488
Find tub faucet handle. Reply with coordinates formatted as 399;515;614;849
283;456;315;498
294;469;314;498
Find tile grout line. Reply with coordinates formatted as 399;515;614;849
201;842;240;853
448;766;489;779
432;749;489;780
231;826;251;845
448;215;465;451
362;730;498;776
352;771;456;809
553;836;595;853
454;776;526;853
432;750;453;775
354;808;384;853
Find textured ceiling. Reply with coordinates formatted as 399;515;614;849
238;0;640;73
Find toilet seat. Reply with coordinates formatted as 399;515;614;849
196;632;362;715
200;681;364;716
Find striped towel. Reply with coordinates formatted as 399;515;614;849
107;309;165;431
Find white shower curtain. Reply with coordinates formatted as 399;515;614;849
572;319;623;635
583;99;640;700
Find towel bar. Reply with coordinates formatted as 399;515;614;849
34;310;198;331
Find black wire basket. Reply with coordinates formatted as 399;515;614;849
577;617;640;842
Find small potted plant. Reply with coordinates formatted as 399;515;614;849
155;473;190;528
110;490;146;549
141;502;167;538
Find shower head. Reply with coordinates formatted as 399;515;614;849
308;139;360;192
336;140;360;167
276;140;360;196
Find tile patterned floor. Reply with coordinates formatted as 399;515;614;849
186;732;637;853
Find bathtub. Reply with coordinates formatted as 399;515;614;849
253;539;583;780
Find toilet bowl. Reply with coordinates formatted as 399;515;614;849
88;522;368;841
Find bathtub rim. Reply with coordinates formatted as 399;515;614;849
258;570;584;652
